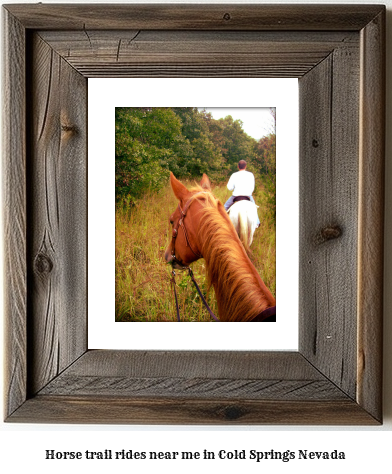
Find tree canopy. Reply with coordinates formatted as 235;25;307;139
115;107;276;211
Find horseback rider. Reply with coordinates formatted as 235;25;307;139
224;160;260;227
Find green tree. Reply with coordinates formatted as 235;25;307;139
115;107;190;202
115;107;268;202
172;107;226;180
216;115;256;173
253;108;276;218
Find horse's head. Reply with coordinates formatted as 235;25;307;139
164;173;208;269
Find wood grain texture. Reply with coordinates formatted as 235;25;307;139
357;9;385;422
299;39;360;399
2;4;385;425
39;376;347;400
2;9;27;419
8;396;379;425
53;350;324;379
4;4;384;30
27;33;87;395
5;351;378;424
38;30;358;78
37;351;346;400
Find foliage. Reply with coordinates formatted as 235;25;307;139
115;107;190;203
253;108;276;219
171;107;227;179
115;107;276;218
216;115;256;173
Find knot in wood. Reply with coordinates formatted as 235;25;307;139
34;252;53;274
315;225;342;245
223;405;244;420
61;124;77;134
312;139;319;148
223;13;231;21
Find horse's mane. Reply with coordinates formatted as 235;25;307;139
191;189;273;322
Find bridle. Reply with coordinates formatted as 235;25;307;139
169;192;276;322
169;192;220;322
170;192;205;268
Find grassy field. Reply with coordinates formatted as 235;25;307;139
115;178;275;322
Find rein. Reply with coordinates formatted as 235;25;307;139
169;192;275;322
171;267;276;322
170;192;219;322
171;267;220;322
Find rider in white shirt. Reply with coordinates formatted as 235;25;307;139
224;160;260;227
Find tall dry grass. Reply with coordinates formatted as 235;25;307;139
115;179;275;322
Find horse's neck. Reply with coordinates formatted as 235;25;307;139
200;210;275;321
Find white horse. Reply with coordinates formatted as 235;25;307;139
228;200;259;251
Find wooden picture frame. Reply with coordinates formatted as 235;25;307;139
3;4;385;424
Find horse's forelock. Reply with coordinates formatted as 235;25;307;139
186;188;218;210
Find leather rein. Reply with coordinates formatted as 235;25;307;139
169;193;276;322
170;192;220;322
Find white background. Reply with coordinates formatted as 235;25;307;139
88;78;299;350
1;0;391;473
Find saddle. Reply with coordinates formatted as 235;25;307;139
233;195;251;203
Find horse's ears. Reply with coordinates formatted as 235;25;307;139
170;172;190;201
200;173;211;190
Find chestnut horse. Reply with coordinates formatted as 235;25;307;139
164;172;275;322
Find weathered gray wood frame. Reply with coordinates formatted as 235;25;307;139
3;4;385;424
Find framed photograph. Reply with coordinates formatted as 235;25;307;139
3;4;385;424
89;79;299;351
113;105;279;324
